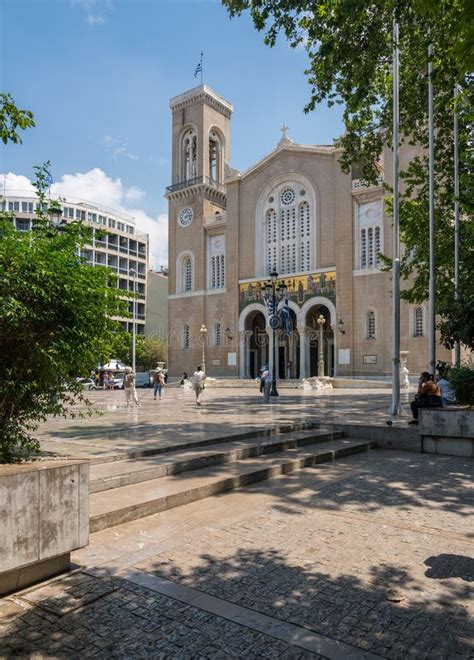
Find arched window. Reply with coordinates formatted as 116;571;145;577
181;129;197;181
357;201;383;269
360;229;367;268
367;311;376;339
209;235;225;289
264;186;312;276
414;307;424;337
214;323;221;347
183;258;192;292
209;131;222;183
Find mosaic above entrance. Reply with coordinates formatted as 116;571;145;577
239;270;336;311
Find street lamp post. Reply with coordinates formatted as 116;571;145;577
263;271;287;397
129;269;137;373
199;324;207;374
317;314;326;377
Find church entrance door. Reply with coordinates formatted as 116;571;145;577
248;311;268;379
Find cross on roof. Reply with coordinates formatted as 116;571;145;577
280;124;289;140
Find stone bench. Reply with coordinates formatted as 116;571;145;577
419;408;473;458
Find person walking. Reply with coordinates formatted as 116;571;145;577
123;367;140;407
192;366;207;406
153;367;165;400
259;365;272;403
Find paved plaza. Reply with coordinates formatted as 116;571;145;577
0;388;474;659
35;385;415;461
1;387;473;658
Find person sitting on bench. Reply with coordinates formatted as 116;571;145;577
409;372;442;425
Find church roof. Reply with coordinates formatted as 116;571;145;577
225;138;336;183
170;85;233;118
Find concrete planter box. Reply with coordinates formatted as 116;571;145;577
0;460;89;595
419;408;474;458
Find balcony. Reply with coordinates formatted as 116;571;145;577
204;212;227;227
352;175;384;191
166;175;226;195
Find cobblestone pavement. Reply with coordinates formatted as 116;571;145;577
2;450;473;658
1;574;324;659
36;386;415;460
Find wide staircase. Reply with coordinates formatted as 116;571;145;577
89;425;376;533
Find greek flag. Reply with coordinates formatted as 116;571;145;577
194;52;203;78
280;296;292;336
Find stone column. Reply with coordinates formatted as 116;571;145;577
268;329;274;377
298;326;306;379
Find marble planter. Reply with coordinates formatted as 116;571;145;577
0;460;89;595
419;408;474;458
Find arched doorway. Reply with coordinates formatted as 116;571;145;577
247;311;268;379
278;308;300;379
305;305;334;377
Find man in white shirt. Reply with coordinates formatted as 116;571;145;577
192;366;207;406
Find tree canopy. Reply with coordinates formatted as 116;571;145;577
0;93;35;145
0;163;127;461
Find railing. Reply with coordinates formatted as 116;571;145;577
204;212;227;225
166;175;226;195
352;175;384;190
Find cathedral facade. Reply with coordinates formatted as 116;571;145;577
165;85;449;379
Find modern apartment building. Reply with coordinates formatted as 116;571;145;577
3;192;149;334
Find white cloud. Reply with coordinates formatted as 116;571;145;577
2;168;167;269
125;185;145;202
86;13;105;26
130;209;168;271
51;168;123;208
103;135;138;161
71;0;112;27
1;173;36;195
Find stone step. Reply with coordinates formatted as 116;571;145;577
89;429;343;493
87;421;324;465
89;438;376;533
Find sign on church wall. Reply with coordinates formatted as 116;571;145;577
238;270;336;312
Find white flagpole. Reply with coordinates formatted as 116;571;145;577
201;51;203;85
390;17;401;417
453;83;460;367
428;42;436;377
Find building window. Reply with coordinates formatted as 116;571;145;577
264;184;313;276
183;258;192;292
214;323;221;347
414;307;424;337
16;219;30;231
358;201;383;269
367;311;376;339
209;235;225;290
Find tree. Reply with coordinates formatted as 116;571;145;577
0;93;35;144
222;0;474;350
0;163;126;462
110;332;168;371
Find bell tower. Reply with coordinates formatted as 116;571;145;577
165;85;233;376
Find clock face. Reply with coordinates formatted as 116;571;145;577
179;207;193;227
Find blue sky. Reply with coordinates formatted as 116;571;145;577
1;0;344;266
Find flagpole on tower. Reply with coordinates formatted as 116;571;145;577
201;51;203;85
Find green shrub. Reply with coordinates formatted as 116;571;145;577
448;366;474;407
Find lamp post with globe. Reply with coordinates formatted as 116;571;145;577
263;271;288;396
